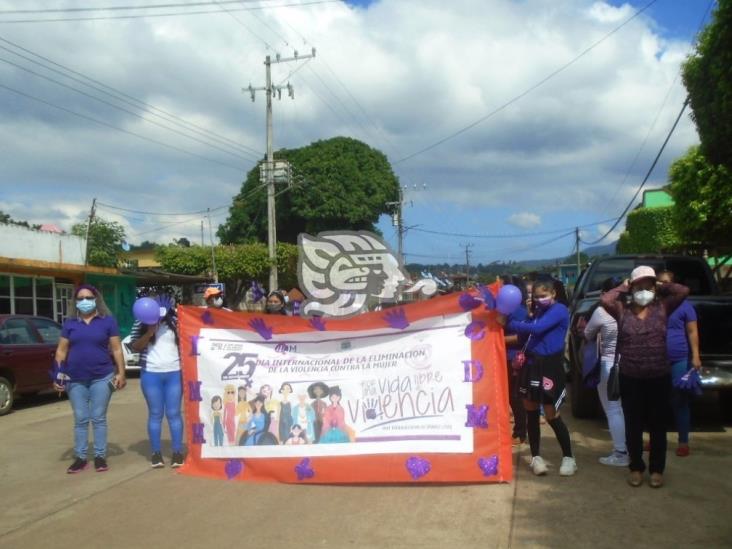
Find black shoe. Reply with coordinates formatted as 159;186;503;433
67;457;88;474
94;456;109;472
170;452;184;468
151;452;165;468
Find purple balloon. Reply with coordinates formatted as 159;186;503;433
133;297;160;325
496;284;522;315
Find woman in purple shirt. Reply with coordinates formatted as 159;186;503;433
601;266;689;488
53;285;126;474
658;270;701;457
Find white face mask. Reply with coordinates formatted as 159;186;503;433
212;297;224;308
633;290;654;306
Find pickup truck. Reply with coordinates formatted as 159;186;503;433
567;255;732;418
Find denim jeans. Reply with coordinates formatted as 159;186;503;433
597;356;627;454
67;374;114;459
140;370;183;453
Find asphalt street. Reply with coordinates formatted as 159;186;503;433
1;378;730;549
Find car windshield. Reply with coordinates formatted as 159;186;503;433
584;258;712;295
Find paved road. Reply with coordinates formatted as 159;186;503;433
1;379;730;549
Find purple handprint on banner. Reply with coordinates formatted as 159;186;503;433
250;280;265;302
405;456;431;480
478;455;499;477
295;458;315;481
201;310;214;325
225;459;245;480
458;293;482;311
308;316;327;331
248;318;273;340
478;285;496;310
464;320;486;341
189;335;202;356
383;308;409;330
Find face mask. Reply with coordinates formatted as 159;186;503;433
535;296;553;310
211;297;223;308
266;303;283;313
633;290;654;306
76;298;97;314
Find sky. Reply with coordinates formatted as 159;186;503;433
0;0;715;265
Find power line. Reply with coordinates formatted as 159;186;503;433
411;218;618;240
97;202;226;217
0;0;278;14
395;0;660;164
0;35;263;158
581;97;690;246
0;1;339;24
0;54;258;163
212;0;275;51
0;82;249;172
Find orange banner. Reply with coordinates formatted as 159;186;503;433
178;289;512;483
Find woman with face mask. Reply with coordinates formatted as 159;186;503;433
600;266;689;488
53;285;126;474
265;291;288;315
500;278;576;477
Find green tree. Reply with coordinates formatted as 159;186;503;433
682;0;732;170
218;137;400;244
0;210;40;229
668;146;732;247
156;242;299;304
617;206;681;254
71;217;126;267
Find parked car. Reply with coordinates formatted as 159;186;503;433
0;315;61;415
568;255;732;418
122;334;140;372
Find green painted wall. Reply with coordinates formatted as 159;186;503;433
85;274;137;337
642;189;675;209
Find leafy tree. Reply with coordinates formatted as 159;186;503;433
71;217;126;267
617;206;681;254
218;137;400;244
682;0;732;169
0;210;40;229
174;237;191;247
668;146;732;248
156;242;299;306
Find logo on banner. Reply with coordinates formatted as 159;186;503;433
297;231;438;317
221;352;258;383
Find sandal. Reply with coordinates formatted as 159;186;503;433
627;471;643;487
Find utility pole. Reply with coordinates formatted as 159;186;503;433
200;219;205;247
575;226;581;284
246;48;316;292
462;243;474;288
386;183;426;266
83;197;96;267
207;208;218;283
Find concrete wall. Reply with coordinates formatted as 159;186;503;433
0;224;86;265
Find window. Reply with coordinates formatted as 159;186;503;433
0;318;38;345
30;318;62;344
0;275;57;318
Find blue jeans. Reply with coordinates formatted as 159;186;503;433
671;360;691;444
67;374;114;459
140;370;183;453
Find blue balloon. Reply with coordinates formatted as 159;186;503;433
496;284;522;315
133;297;160;325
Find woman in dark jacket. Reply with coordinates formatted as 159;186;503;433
600;266;689;488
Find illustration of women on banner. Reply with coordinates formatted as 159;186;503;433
278;383;294;443
319;386;352;443
292;393;316;442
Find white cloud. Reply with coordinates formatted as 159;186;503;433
0;0;700;250
508;212;542;229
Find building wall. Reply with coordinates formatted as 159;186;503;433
642;189;674;209
0;224;86;264
122;249;160;268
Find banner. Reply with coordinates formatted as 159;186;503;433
178;289;512;483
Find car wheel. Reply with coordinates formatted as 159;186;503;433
569;348;599;419
720;390;732;422
0;376;14;416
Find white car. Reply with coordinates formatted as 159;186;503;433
122;334;140;372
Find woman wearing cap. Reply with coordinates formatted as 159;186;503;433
53;284;126;474
584;277;628;467
600;266;689;488
129;296;184;469
204;287;226;309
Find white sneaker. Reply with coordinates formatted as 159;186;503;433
530;456;548;476
599;452;630;467
559;456;578;476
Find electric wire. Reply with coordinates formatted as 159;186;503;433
0;82;249;172
0;35;264;158
581;97;690;246
0;1;339;24
411;218;618;240
0;55;259;163
0;0;280;15
395;0;660;164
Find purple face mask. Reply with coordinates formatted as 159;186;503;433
535;296;554;310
